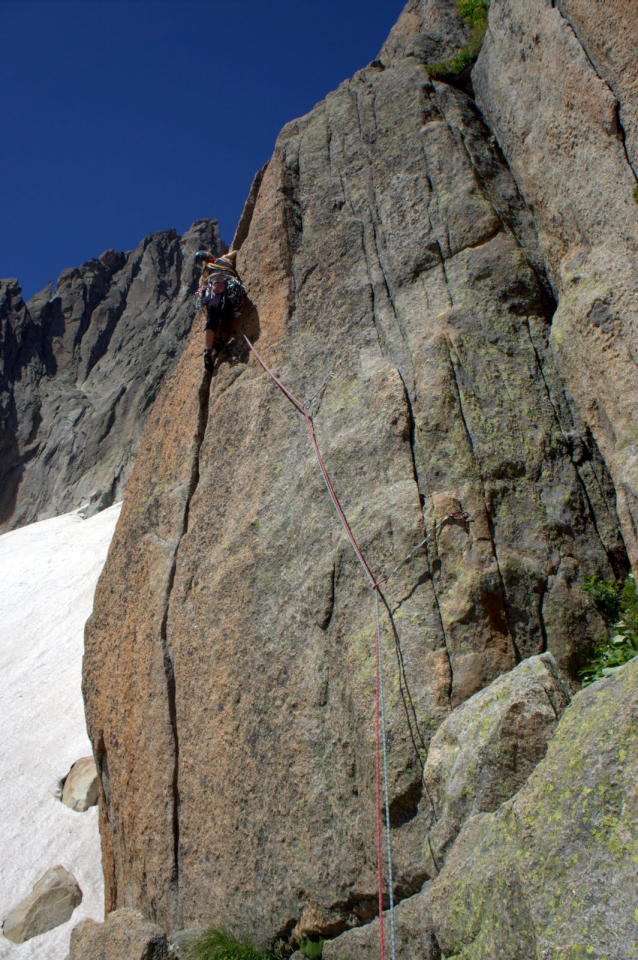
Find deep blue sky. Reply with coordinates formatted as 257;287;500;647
1;0;405;301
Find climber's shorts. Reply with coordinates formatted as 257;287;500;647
204;302;230;332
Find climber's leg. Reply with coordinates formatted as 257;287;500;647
203;307;222;371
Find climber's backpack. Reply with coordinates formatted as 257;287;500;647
197;268;245;316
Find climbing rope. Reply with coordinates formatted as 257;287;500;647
241;334;393;957
240;334;470;960
376;588;396;959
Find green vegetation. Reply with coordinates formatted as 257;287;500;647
581;573;638;685
427;0;488;81
633;184;638;204
299;938;326;960
186;929;276;960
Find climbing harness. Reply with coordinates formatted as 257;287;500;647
240;334;470;960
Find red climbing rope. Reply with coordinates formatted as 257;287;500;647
240;332;471;960
374;601;386;960
242;334;389;958
243;335;378;588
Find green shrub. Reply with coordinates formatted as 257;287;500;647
457;0;488;29
186;929;276;960
299;938;326;960
583;574;624;622
427;0;488;81
633;184;638;204
581;573;638;685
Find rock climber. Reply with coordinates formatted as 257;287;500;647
195;249;245;372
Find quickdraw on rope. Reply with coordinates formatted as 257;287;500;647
240;334;471;960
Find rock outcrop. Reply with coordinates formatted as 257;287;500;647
429;656;638;959
416;652;570;874
82;0;635;952
325;656;637;959
0;219;222;531
2;865;82;944
69;909;168;960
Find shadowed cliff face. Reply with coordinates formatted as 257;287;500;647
0;219;222;531
84;0;632;950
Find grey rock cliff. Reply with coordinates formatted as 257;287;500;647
473;0;638;568
0;218;222;531
83;0;632;949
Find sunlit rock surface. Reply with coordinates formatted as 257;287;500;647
83;0;632;946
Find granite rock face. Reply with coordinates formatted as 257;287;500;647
0;218;221;531
323;884;441;960
83;1;631;947
378;0;469;67
429;657;638;959
473;0;638;568
2;865;82;944
417;652;570;875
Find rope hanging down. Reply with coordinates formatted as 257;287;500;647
240;334;471;960
242;334;395;960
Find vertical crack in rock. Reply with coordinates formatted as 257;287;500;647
95;740;119;910
445;338;521;664
232;162;269;251
537;580;549;654
552;3;638;183
158;368;213;925
524;319;627;576
398;371;422;496
423;538;455;709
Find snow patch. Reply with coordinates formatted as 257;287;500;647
0;503;122;959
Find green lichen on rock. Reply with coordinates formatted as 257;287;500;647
421;654;570;872
430;659;638;959
633;184;638;204
427;0;488;81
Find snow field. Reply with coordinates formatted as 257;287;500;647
0;504;122;960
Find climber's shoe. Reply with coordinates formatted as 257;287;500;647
203;348;216;372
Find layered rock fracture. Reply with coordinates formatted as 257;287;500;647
83;0;634;951
474;0;638;567
0;219;222;531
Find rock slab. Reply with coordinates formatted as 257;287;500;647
69;909;167;960
323;884;441;960
62;756;99;812
430;657;638;959
420;652;570;871
473;0;638;568
2;864;82;944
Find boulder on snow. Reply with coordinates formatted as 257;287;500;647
421;652;570;872
2;864;82;944
62;756;99;812
69;909;167;960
